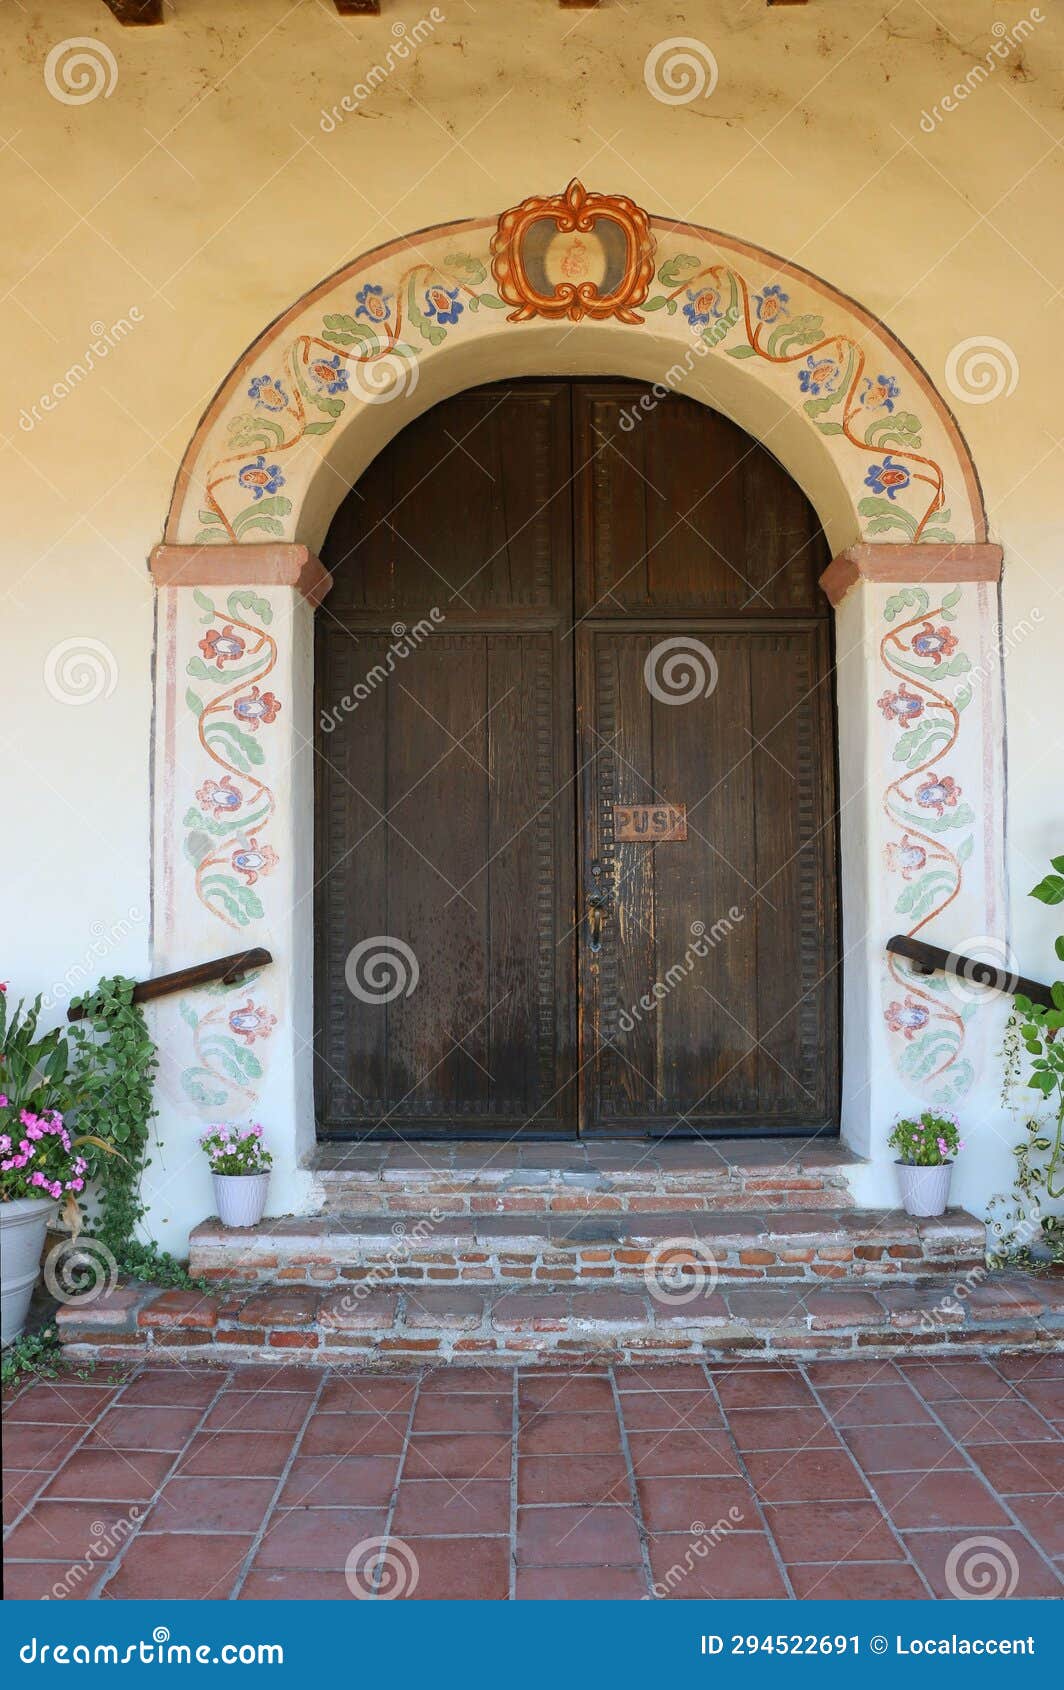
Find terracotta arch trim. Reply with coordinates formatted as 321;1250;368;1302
820;542;1003;608
150;543;333;606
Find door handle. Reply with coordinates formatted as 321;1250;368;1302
585;892;609;954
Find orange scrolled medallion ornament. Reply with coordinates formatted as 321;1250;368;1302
490;178;657;324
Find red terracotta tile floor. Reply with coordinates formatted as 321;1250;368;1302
4;1354;1063;1600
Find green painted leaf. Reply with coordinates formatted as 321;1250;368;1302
442;252;487;285
194;529;223;545
642;296;668;312
227;413;285;450
816;421;846;436
956;835;974;864
232;497;291;531
193;588;217;617
183;830;213;867
178;1002;199;1030
185;687;204;716
304;420;335;435
941;587;962;611
727;345;758;359
858;496;918;540
321;313;378;347
185;657;216;682
766;313;823;356
197;510;223;527
227;589;272;625
657;254;701;287
477;293;507;310
234;514;283;539
204;721;265;771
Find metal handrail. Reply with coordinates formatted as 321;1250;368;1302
885;934;1054;1010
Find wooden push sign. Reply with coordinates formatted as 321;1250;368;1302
613;803;687;842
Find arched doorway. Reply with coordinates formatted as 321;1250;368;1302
314;378;839;1141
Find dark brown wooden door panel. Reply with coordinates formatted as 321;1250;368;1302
322;383;573;618
316;627;575;1134
573;383;828;618
315;378;839;1140
577;622;838;1135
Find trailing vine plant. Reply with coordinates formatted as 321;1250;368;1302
67;977;205;1287
986;853;1064;1268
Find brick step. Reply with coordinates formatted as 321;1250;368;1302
188;1207;985;1288
58;1271;1064;1367
312;1137;858;1214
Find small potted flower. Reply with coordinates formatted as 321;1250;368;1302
889;1110;962;1217
201;1123;272;1228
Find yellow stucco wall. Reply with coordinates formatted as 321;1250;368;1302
2;0;1061;1230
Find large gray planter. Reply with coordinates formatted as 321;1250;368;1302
895;1159;953;1218
1;1196;59;1347
213;1171;270;1229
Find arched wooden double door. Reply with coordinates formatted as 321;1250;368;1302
315;380;839;1140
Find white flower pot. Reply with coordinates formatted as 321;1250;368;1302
895;1160;953;1218
1;1196;59;1347
213;1172;270;1229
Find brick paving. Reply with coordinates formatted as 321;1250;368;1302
4;1352;1063;1600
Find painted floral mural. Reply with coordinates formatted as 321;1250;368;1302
182;587;280;931
181;186;975;550
878;585;978;1106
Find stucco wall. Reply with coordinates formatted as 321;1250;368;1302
2;0;1061;1250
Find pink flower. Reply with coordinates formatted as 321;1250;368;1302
0;1094;8;1107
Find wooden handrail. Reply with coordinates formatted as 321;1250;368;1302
67;948;273;1022
886;934;1054;1011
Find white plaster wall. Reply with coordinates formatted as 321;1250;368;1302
2;0;1062;1250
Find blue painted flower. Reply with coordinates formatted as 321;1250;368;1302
682;284;723;328
247;375;288;412
754;283;789;324
355;282;393;324
864;455;911;500
238;457;285;500
860;373;900;413
307;353;349;395
798;354;841;397
424;284;464;327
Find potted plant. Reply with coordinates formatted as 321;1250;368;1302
202;1123;272;1228
1;987;78;1347
889;1109;962;1217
